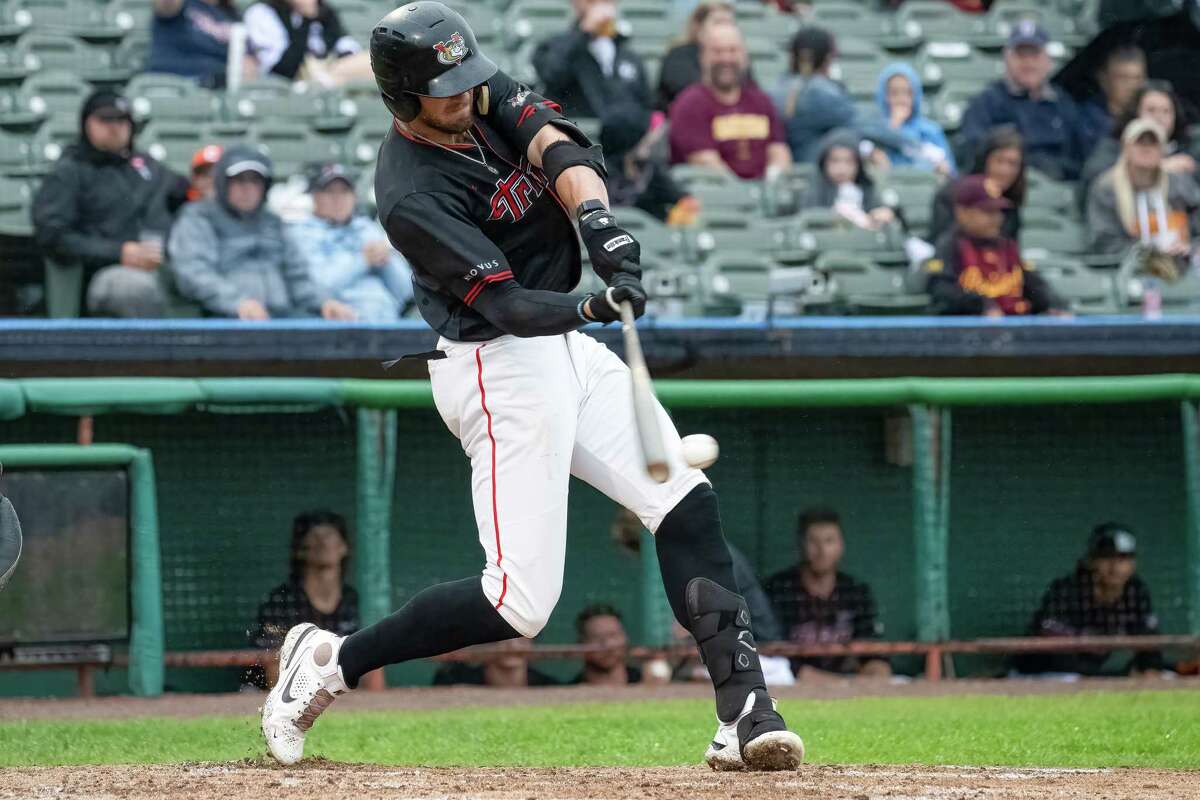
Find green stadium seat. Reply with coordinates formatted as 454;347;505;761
356;160;376;216
928;81;977;133
738;10;800;44
744;37;787;87
0;36;36;85
127;73;221;124
815;251;928;314
1115;250;1200;311
882;0;976;51
0;174;32;237
670;165;765;214
620;0;670;22
105;0;155;40
0;127;34;176
806;2;887;44
1028;256;1117;314
914;42;1001;95
337;0;385;47
251;123;343;179
29;113;78;168
0;71;90;129
14;31;132;84
1021;216;1088;256
877;168;942;239
610;204;685;261
141;121;205;174
827;38;890;101
114;30;149;74
444;3;501;47
1024;170;1076;216
972;2;1091;49
346;119;390;165
763;165;814;217
10;0;124;42
794;208;902;259
690;213;792;262
503;0;572;47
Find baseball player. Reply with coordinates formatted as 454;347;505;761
261;2;804;772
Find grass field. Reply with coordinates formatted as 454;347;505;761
3;690;1198;770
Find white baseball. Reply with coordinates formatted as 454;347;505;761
680;434;719;469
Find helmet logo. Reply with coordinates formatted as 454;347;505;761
433;32;468;66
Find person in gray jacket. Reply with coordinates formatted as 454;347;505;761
168;145;357;320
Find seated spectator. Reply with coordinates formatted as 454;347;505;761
244;0;370;86
960;21;1089;181
1015;523;1165;677
601;105;696;223
871;63;955;176
1078;45;1147;161
248;510;360;687
187;144;222;202
930;126;1024;245
433;637;559;687
799;129;895;231
288;163;413;322
148;0;256;88
572;604;640;685
656;1;734;111
927;175;1066;317
33;90;188;318
770;27;856;164
532;0;651;120
169;144;358;320
669;23;791;180
1080;81;1199;212
763;508;891;679
1086;118;1200;262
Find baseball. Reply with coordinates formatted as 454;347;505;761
681;434;719;469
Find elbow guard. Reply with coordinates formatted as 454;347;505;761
541;123;607;191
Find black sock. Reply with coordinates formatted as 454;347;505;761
337;576;520;688
655;484;737;625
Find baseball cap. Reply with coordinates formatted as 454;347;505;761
308;162;356;192
82;90;133;121
1089;523;1138;558
1122;117;1167;147
225;157;270;178
190;144;222;173
953;174;1012;211
1006;19;1049;50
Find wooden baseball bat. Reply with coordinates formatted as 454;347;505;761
620;300;669;483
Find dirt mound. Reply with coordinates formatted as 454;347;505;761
1;763;1195;800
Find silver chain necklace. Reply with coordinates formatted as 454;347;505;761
408;126;498;175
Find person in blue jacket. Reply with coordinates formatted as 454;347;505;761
873;62;955;176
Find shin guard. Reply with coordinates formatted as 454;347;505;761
685;576;769;723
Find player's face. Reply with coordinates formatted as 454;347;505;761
1091;555;1135;593
803;523;844;575
301;523;348;570
581;614;627;671
418;91;475;135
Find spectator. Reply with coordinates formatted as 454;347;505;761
960;21;1089;181
770;26;856;164
1078;45;1147;160
929;126;1025;244
33;90;188;318
1086;118;1200;263
169;144;357;320
148;0;256;88
532;0;651;120
433;637;559;687
1080;81;1199;211
656;1;734;111
927;175;1066;317
799;128;895;230
244;0;370;86
288;163;413;322
187;144;222;202
871;63;955;176
572;604;640;685
669;23;791;180
601;105;696;223
248;510;360;687
763;508;891;679
1015;523;1165;677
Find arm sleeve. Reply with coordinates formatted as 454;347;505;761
280;223;330;313
167;210;242;316
531;31;588;105
481;69;580;161
32;165;124;266
384;193;593;338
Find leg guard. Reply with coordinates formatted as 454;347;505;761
686;576;772;723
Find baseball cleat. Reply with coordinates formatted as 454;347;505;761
261;623;349;765
704;691;805;772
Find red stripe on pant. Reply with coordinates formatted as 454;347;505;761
475;345;508;609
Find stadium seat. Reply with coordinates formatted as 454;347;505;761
794;208;902;260
0;126;34;176
346;119;390;165
827;37;890;99
610;205;685;261
113;30;149;75
914;42;1001;95
444;3;501;47
877;168;942;239
1024;170;1076;216
337;0;385;46
805;2;888;45
10;0;124;42
972;2;1091;49
13;31;132;84
928;81;977;133
670;165;764;214
1115;250;1200;311
882;0;976;50
127;74;221;124
355;160;376;216
1021;216;1089;257
0;71;91;129
1029;256;1118;314
0;174;32;237
816;251;928;314
503;0;572;47
105;0;154;39
0;38;36;86
141;121;205;174
743;37;787;87
250;123;344;180
763;165;814;217
690;213;789;261
29;113;77;167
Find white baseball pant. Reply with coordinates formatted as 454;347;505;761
428;330;708;637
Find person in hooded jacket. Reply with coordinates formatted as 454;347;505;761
167;144;357;320
798;128;895;230
871;63;955;176
33;90;190;317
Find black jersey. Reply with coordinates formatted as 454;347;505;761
376;70;583;341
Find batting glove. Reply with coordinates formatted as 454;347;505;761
578;207;642;284
585;272;647;324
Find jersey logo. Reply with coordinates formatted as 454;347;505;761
487;164;548;224
508;86;531;108
433;32;468;65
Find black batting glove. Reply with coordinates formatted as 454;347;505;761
578;206;642;283
585;272;647;324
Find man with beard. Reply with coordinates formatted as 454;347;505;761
668;22;791;180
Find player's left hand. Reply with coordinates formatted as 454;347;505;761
579;208;641;284
585;272;646;324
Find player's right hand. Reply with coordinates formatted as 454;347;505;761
585;272;646;324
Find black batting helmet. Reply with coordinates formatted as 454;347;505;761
370;2;498;122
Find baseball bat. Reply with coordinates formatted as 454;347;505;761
620;300;670;483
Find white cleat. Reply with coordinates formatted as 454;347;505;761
704;692;805;772
261;623;349;765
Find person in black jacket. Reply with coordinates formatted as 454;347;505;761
532;0;651;120
929;125;1025;245
925;175;1064;316
601;104;691;222
244;0;369;85
32;90;189;317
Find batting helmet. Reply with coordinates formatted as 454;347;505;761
370;2;498;123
